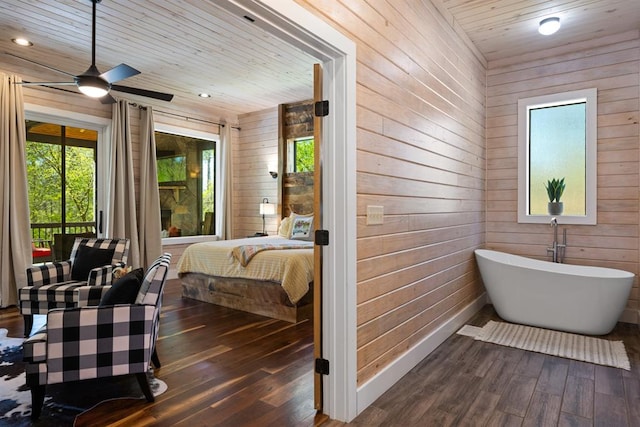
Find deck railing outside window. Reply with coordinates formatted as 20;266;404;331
31;222;96;245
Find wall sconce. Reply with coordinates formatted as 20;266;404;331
258;197;276;236
269;170;278;179
538;17;560;35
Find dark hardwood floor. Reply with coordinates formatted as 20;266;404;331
1;278;321;426
325;306;640;427
5;282;640;426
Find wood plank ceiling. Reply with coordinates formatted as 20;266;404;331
436;0;640;64
0;1;638;115
0;0;316;116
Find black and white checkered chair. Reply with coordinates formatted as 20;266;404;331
22;253;171;421
19;237;130;337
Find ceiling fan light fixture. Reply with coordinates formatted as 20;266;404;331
77;75;110;98
538;17;561;35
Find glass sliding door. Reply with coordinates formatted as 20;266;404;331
26;121;97;249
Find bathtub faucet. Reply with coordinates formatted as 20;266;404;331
547;217;567;263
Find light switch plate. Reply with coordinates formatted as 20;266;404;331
366;205;384;225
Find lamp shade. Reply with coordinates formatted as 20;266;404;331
260;202;276;215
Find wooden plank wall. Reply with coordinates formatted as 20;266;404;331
485;30;640;323
295;1;487;385
233;107;280;239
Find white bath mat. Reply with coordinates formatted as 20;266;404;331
456;324;483;337
457;320;630;370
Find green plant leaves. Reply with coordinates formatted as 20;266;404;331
544;177;565;202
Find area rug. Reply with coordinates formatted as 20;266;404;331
457;320;630;370
0;328;167;426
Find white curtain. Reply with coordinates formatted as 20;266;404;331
216;123;233;239
138;106;162;269
107;100;141;267
0;74;32;307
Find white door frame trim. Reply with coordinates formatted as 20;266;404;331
222;0;357;421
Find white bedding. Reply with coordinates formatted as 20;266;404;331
176;236;314;303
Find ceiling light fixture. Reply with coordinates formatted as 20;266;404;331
198;93;211;98
76;66;110;98
538;17;561;36
12;37;33;47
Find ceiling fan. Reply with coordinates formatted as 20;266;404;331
15;0;173;104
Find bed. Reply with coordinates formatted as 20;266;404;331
177;235;314;323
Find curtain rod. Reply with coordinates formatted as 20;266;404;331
128;102;240;130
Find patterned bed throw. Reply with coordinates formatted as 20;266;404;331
232;243;312;267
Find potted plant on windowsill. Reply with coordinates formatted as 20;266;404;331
545;177;565;215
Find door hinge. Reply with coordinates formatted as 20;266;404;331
315;229;329;246
315;358;330;375
314;100;329;117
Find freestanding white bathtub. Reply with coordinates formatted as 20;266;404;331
474;249;635;335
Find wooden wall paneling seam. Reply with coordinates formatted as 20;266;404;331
357;271;477;347
357;261;476;326
356;285;479;384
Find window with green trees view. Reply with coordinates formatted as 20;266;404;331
26;121;97;242
288;137;314;172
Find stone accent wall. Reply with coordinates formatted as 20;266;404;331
281;100;314;216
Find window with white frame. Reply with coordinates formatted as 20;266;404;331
517;88;597;224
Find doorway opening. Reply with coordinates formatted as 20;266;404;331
219;1;357;421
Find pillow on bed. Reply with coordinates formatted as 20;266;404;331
278;216;294;238
290;215;314;241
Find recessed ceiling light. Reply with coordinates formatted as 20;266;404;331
12;37;33;47
538;17;561;36
198;93;211;98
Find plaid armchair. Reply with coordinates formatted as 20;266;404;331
19;237;130;337
23;253;171;420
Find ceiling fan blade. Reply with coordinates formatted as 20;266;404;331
3;52;76;78
99;93;117;104
100;63;140;84
19;81;77;86
111;84;174;102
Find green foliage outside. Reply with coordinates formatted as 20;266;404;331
295;139;314;172
26;141;95;240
